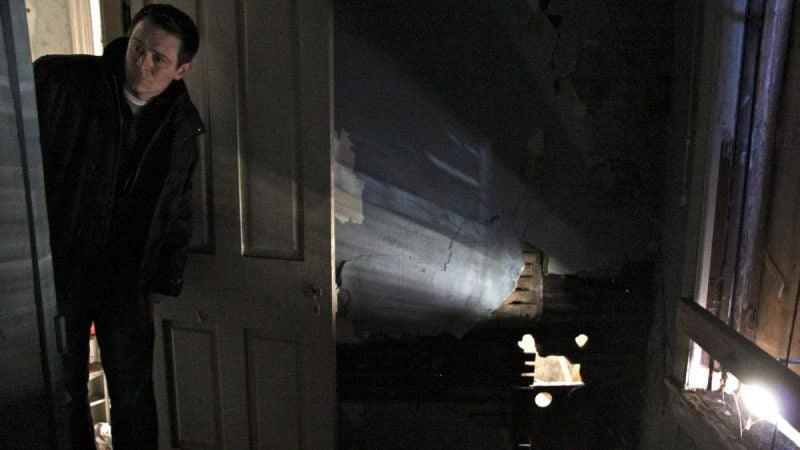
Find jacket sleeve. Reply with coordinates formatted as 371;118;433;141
33;56;67;184
147;150;199;297
33;55;98;193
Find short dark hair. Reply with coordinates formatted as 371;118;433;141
130;4;199;65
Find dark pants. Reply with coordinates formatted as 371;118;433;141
61;295;157;450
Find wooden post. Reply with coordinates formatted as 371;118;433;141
734;0;795;335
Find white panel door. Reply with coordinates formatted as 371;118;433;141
149;1;334;448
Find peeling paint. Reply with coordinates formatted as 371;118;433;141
334;129;365;224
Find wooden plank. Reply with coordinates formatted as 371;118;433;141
677;297;800;430
753;0;800;371
521;263;534;277
516;276;534;290
734;0;795;336
665;379;746;450
507;248;543;312
493;303;539;319
522;251;540;264
505;290;532;304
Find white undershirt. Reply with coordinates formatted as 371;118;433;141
123;88;147;115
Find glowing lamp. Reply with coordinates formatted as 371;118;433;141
741;383;779;422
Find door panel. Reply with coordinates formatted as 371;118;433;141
239;0;303;259
167;0;215;254
163;322;222;448
151;1;334;448
247;332;303;449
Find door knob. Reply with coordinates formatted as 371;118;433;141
304;284;324;316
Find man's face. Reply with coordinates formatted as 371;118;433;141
124;19;192;102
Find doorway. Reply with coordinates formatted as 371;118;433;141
25;0;127;61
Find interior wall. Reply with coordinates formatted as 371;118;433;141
99;0;126;45
334;21;524;339
638;0;700;439
334;0;672;340
0;1;66;447
639;0;735;446
24;0;73;60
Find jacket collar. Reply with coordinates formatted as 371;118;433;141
103;36;128;82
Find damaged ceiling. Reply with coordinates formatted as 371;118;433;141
333;0;672;339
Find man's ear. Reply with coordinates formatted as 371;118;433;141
174;61;192;80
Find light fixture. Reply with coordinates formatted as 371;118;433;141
518;334;537;354
534;392;552;408
740;383;779;422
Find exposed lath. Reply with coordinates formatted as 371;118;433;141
492;248;544;319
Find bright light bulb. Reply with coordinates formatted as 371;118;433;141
535;392;553;408
741;384;779;421
722;373;740;395
518;334;537;354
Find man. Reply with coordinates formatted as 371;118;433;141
34;5;203;449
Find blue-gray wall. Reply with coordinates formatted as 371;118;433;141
333;0;671;339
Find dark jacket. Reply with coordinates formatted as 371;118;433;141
34;37;205;299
